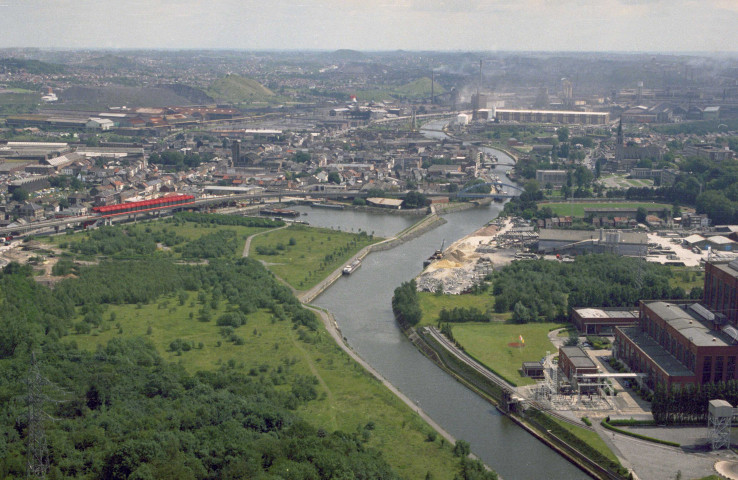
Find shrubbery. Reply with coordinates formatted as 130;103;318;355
392;280;421;326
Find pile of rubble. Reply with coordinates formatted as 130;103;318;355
416;257;494;294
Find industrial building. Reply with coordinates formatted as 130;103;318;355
558;346;600;393
704;260;738;325
535;170;568;188
571;307;639;335
537;229;647;256
614;260;738;390
495;109;609;125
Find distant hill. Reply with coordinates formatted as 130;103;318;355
158;84;214;105
330;49;366;60
207;74;274;103
395;77;445;98
80;54;138;70
0;58;65;74
59;85;202;108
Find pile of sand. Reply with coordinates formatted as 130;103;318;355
433;259;462;269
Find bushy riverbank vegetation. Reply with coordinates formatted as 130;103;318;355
0;217;480;480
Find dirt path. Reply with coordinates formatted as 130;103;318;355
291;336;337;430
242;224;288;258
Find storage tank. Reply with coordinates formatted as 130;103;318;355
456;113;469;125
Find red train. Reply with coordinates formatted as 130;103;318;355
91;194;196;218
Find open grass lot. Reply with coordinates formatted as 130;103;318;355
541;201;671;218
449;322;565;386
249;224;380;290
548;416;620;465
417;291;513;326
668;266;705;293
68;292;461;479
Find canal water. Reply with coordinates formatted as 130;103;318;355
305;140;589;479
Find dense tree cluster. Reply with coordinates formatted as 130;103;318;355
0;226;355;478
501;181;544;219
490;255;695;322
64;226;180;258
177;230;239;259
402;191;429;209
174;212;283;228
148;150;213;171
0;338;399;479
391;280;421;326
438;307;489;324
652;381;738;424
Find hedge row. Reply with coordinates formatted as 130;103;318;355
600;419;680;448
525;409;627;477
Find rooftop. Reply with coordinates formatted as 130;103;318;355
575;307;638;319
560;346;598;369
645;301;734;348
618;326;694;377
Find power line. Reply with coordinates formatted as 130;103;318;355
25;353;50;479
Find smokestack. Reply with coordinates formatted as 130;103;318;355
474;60;482;121
431;70;435;104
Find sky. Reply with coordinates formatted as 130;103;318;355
1;0;737;52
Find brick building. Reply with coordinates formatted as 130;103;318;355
613;260;738;391
559;346;599;381
704;260;738;325
571;307;639;335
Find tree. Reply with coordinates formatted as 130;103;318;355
403;191;428;209
557;127;569;143
453;440;471;458
512;302;532;324
574;165;593;188
672;203;682;218
327;172;341;184
636;207;648;223
11;188;29;202
293;151;311;163
696;190;735;225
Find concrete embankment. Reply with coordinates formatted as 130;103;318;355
299;214;446;303
402;323;617;480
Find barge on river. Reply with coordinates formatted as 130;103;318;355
342;259;361;275
259;208;300;218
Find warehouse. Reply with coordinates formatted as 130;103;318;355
571;307;639;335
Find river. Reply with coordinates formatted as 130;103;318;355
303;129;589;479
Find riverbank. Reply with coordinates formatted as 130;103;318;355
299;213;446;303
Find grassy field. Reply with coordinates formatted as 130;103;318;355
668;266;705;293
417;291;512;325
541;201;671;218
249;224;379;290
417;292;559;385
67;291;461;479
448;322;565;386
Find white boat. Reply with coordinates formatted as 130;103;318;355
342;259;361;275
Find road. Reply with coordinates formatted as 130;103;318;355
424;326;517;394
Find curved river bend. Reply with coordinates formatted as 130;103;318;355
298;143;588;479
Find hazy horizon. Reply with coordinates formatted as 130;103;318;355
1;0;737;53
